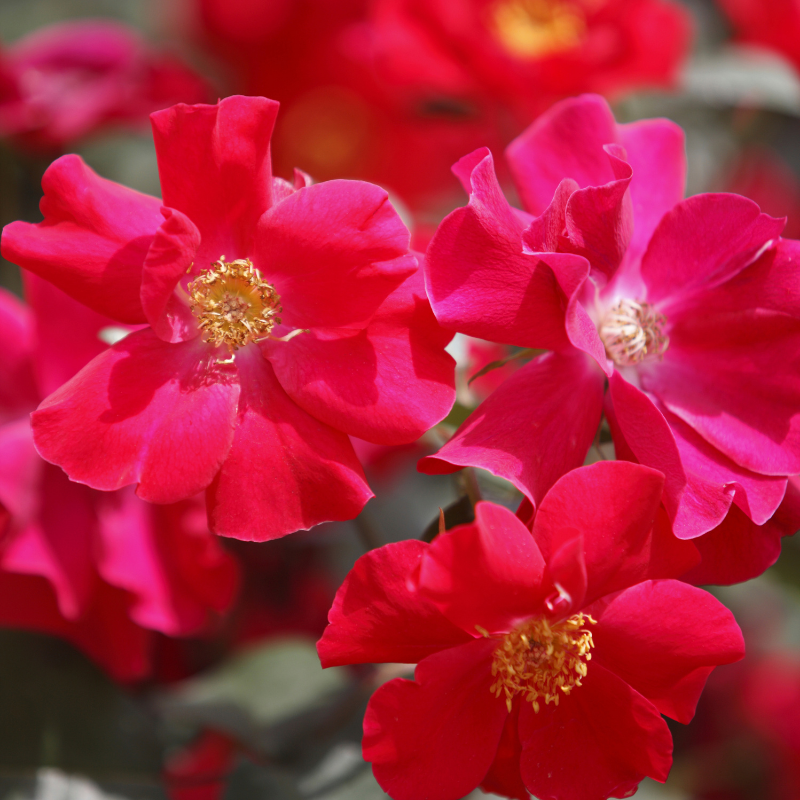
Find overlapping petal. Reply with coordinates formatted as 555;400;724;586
253;179;415;330
206;347;372;540
641;193;785;306
420;351;604;506
31;328;240;503
590;580;744;724
263;271;455;445
417;502;546;635
317;539;470;668
363;638;507;800
531;462;672;608
0;155;162;322
424;149;585;350
518;664;672;800
151;95;279;265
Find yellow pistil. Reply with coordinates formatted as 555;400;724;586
489;613;596;713
491;0;586;59
598;299;669;367
188;257;282;349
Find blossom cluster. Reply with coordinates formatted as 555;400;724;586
0;2;799;799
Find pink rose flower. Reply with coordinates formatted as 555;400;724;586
421;94;800;581
318;461;744;800
1;95;455;540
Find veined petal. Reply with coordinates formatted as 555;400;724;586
506;94;620;216
641;309;800;475
641;193;785;307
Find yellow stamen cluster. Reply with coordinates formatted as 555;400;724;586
489;613;596;713
491;0;587;59
599;299;669;367
188;257;282;350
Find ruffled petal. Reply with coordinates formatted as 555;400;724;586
641;193;785;306
616;117;686;281
151;96;279;265
419;351;604;507
252;179;415;330
641;308;800;475
140;207;200;343
562;144;633;281
590;580;744;724
518;664;672;800
317;539;471;668
32;328;239;503
506;94;619;216
1;154;162;322
532;461;679;608
417;502;546;636
363;638;507;800
663;406;787;525
263;270;455;445
206;346;373;540
425;149;586;350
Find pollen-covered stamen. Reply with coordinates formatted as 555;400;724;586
599;299;669;367
188;257;282;349
491;0;587;59
489;613;596;713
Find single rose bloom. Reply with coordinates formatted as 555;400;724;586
1;95;456;540
0;278;238;681
357;0;691;122
0;19;210;152
420;93;800;581
318;461;744;800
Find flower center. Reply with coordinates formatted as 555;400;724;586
598;299;669;367
489;613;595;713
490;0;586;59
188;257;282;349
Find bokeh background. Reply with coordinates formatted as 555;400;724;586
1;0;800;798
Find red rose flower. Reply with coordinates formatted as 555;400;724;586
0;278;238;681
1;95;455;540
420;94;800;581
0;20;210;152
318;461;744;800
358;0;691;121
